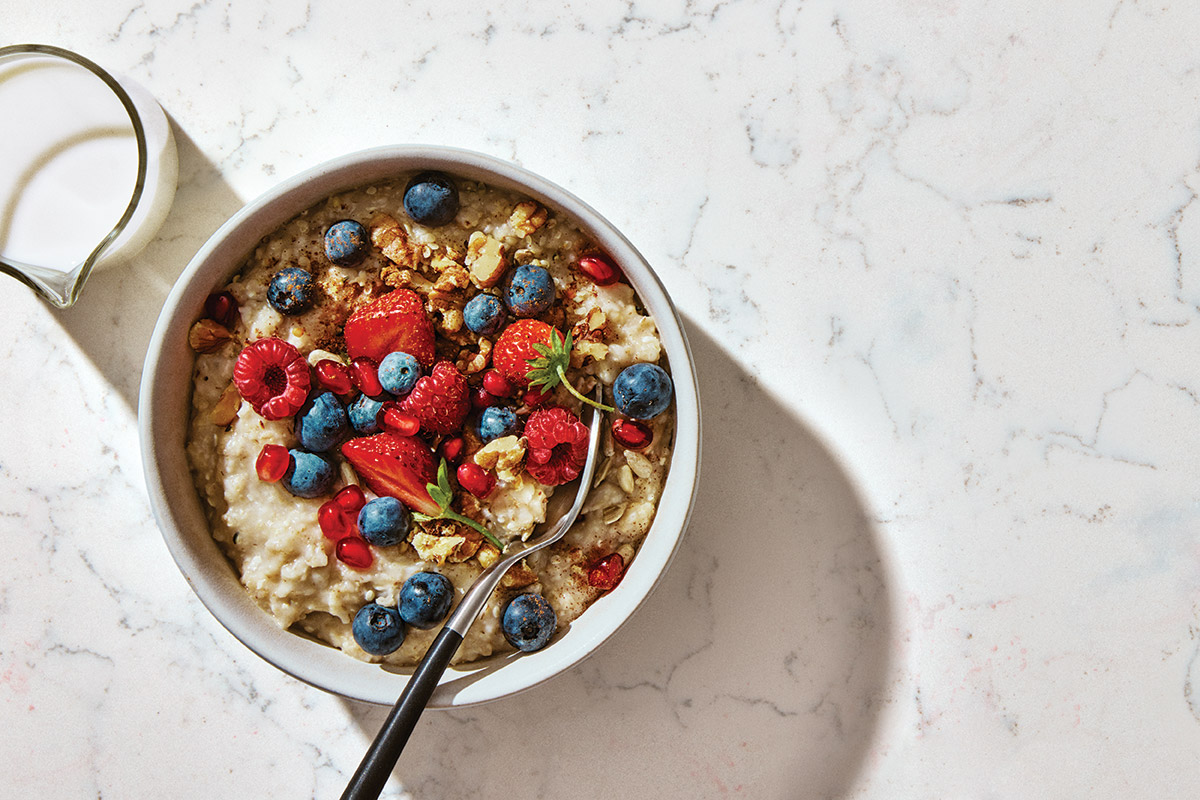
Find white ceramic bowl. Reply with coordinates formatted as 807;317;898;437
138;146;701;707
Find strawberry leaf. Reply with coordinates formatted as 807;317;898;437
525;329;615;412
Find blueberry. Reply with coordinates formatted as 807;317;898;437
267;267;316;315
463;293;506;335
324;220;369;266
403;172;459;227
502;593;557;652
352;602;406;656
398;572;454;630
357;497;411;547
281;449;335;498
613;363;673;420
348;394;386;434
378;351;421;396
295;391;349;452
503;264;555;318
477;406;520;443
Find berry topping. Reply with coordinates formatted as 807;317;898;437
350;356;385;397
437;436;465;464
267;267;316;315
398;572;454;630
400;361;470;435
324;220;368;266
318;501;356;540
502;593;557;652
462;293;506;335
477;406;520;443
352;602;405;655
343;288;437;367
492;319;557;388
281;449;336;498
378;351;421;396
336;536;375;570
204;291;240;329
471;385;497;410
613;363;673;420
611;418;653;451
456;461;496;499
357;497;411;547
341;433;439;516
314;359;355;396
333;484;367;513
348;394;386;435
587;552;626;591
504;264;555;318
524;406;589;486
255;444;290;482
233;338;311;420
482;369;515;398
403;171;459;227
379;403;421;437
295;391;349;452
523;385;553;407
575;254;622;286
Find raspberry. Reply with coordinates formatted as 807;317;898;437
233;338;311;420
524;406;589;486
400;361;470;435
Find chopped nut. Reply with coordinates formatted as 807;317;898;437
500;560;538;589
465;232;507;288
208;382;241;425
382;266;435;293
476;542;501;568
447;529;484;563
573;339;608;365
617;464;636;494
189;319;233;353
474;435;527;481
370;213;421;270
507;201;548;237
457;338;492;375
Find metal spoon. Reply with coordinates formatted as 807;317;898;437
340;386;606;800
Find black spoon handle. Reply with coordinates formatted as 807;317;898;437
339;627;464;800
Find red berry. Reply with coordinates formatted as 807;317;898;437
482;369;514;398
611;418;653;451
379;403;421;436
336;536;374;570
456;462;496;498
524;406;589;486
315;359;355;396
587;552;625;591
351;357;384;397
204;291;240;329
575;254;621;287
493;319;558;388
334;484;366;513
233;338;311;420
523;385;553;407
437;436;465;463
255;444;290;482
343;288;437;367
471;386;498;410
319;501;356;540
400;361;470;435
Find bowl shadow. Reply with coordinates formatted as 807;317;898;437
339;316;897;799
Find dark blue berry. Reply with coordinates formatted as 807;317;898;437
463;293;506;335
477;406;520;443
398;572;454;630
503;264;554;318
281;449;335;498
377;351;421;396
357;497;411;547
403;172;459;227
348;394;386;434
295;391;348;452
352;602;406;656
267;267;316;315
502;593;557;652
324;220;369;266
613;363;673;420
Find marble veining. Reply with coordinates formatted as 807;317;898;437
2;0;1200;797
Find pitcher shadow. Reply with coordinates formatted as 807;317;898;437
51;121;244;410
340;316;898;799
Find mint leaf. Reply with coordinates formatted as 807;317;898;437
413;458;504;550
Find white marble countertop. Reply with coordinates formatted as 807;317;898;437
4;1;1200;797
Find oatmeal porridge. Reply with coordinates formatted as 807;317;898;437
185;171;674;665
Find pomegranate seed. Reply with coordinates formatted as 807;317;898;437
351;357;384;397
456;462;496;498
438;436;465;463
523;385;553;406
611;418;653;451
472;386;498;410
336;536;374;570
575;255;621;287
482;369;514;398
204;291;240;329
334;484;366;513
587;553;625;591
379;403;421;436
255;444;290;482
315;359;355;396
319;501;356;540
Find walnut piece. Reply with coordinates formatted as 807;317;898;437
500;560;538;589
507;201;548;237
370;214;422;271
465;232;508;288
473;435;527;481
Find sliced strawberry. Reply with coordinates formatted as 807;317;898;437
340;433;439;515
492;319;558;388
400;361;470;435
343;289;436;367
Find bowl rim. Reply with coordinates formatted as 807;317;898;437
138;145;701;706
